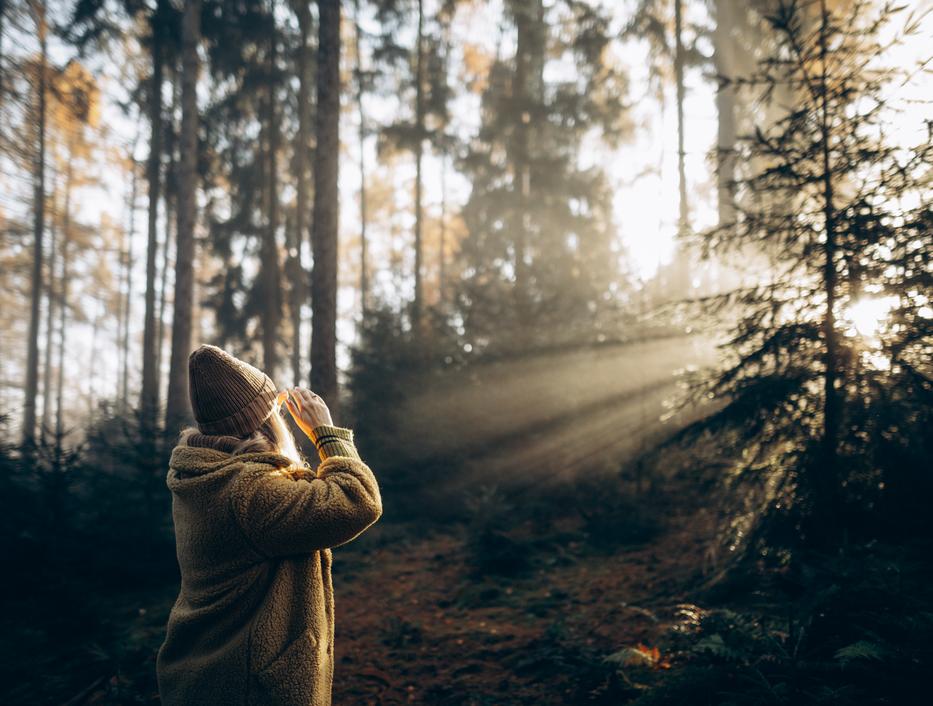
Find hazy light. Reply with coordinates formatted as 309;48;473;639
844;296;898;341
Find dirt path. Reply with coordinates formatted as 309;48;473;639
332;502;712;705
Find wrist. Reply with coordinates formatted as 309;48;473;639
308;424;360;461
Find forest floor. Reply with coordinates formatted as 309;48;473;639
1;467;715;706
331;501;713;705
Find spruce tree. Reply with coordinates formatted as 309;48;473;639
457;0;630;354
697;0;932;539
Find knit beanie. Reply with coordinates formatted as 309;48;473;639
188;344;278;437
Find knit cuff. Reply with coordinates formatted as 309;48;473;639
309;425;361;461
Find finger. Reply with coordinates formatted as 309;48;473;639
284;398;300;420
289;389;303;413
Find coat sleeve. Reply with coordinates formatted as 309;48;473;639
229;430;382;557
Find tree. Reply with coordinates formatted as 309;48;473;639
374;0;455;328
310;0;341;416
289;0;313;385
22;0;48;448
140;0;173;431
712;0;737;227
118;140;140;411
457;0;629;353
354;0;368;319
164;0;200;432
697;0;932;540
673;0;687;239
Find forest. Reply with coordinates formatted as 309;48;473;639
1;0;931;703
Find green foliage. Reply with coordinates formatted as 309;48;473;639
572;477;664;549
463;484;530;577
348;305;470;516
455;0;631;355
833;640;888;667
688;0;933;548
634;542;933;706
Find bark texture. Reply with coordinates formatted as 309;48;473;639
310;0;341;418
165;0;201;432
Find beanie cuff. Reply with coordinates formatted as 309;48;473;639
196;382;278;437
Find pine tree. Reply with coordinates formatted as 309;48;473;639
457;0;629;354
697;0;932;537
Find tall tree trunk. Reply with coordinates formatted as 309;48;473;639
669;0;691;295
511;0;543;322
290;0;313;385
158;68;180;381
818;0;838;505
87;299;101;416
439;152;446;304
141;0;166;430
0;0;6;119
55;153;73;447
412;0;425;330
261;5;283;376
41;187;57;445
674;0;688;236
355;0;368;319
310;0;341;417
23;3;48;448
120;153;139;411
165;0;201;433
713;0;736;228
158;187;174;379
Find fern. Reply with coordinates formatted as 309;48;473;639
691;633;745;663
834;640;888;666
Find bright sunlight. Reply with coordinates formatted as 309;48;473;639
844;295;899;341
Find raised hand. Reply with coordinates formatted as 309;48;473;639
279;387;334;439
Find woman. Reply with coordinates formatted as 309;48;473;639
157;344;382;705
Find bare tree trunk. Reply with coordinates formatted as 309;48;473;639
354;0;368;319
261;4;283;376
23;3;48;448
439;152;446;304
511;0;543;325
668;0;691;295
141;0;166;430
41;186;57;445
818;0;838;500
165;0;201;433
290;0;313;385
158;67;179;382
55;154;73;446
310;0;341;417
674;0;688;236
412;0;425;330
87;299;101;417
157;194;174;379
713;0;736;228
120;153;139;411
0;0;6;120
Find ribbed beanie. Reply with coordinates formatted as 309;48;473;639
188;344;278;437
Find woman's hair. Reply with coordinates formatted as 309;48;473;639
179;408;303;467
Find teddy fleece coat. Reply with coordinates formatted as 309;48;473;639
156;431;381;706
